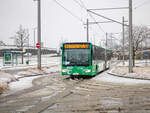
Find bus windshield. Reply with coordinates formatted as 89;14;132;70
62;48;90;66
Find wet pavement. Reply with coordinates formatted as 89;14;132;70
0;69;150;113
41;73;150;113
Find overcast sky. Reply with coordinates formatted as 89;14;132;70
0;0;150;48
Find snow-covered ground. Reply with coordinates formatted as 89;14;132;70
93;59;150;85
109;60;150;80
0;54;61;94
0;54;60;69
2;76;42;96
1;57;150;95
94;72;150;85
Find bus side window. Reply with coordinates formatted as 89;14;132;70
92;46;96;60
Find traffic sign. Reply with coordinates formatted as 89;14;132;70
144;51;149;57
36;43;40;48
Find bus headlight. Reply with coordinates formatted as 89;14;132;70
85;69;91;73
62;69;68;73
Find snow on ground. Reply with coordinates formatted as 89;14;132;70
1;56;150;94
118;60;150;67
0;55;61;94
7;66;60;93
0;72;17;94
110;60;150;80
94;72;150;85
94;59;150;85
16;68;44;78
0;65;61;95
8;76;42;93
43;65;61;74
0;54;60;70
0;72;17;83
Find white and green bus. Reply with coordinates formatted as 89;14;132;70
61;42;112;76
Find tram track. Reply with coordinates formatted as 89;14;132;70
34;71;112;113
36;61;119;112
29;75;93;113
0;60;120;113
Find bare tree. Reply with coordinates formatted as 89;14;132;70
15;25;29;48
12;25;30;64
123;25;150;66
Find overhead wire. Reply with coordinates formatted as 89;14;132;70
72;0;85;9
72;0;105;34
72;0;106;45
134;0;150;9
80;0;105;34
133;0;143;5
78;0;87;9
52;0;84;23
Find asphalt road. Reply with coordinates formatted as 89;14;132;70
0;70;150;113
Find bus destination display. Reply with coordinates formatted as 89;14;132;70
64;44;89;49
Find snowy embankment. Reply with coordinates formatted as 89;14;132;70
0;65;61;94
0;72;17;94
94;60;150;85
0;55;61;94
95;72;150;85
109;60;150;80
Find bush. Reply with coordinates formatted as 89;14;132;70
0;82;8;94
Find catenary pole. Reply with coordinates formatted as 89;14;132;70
105;32;108;69
129;0;133;72
33;28;36;49
87;19;89;42
37;0;41;69
122;16;125;65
